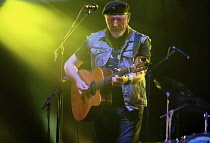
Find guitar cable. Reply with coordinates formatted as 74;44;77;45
46;102;51;143
76;121;80;143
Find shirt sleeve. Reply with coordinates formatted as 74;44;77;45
137;37;152;62
75;40;90;62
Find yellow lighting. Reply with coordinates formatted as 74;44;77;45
0;0;70;74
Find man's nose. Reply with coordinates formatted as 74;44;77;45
113;20;118;26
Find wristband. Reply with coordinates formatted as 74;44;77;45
125;74;133;85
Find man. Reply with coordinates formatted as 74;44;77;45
64;1;151;143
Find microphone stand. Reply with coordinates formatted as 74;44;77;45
145;48;175;142
42;89;58;143
42;6;95;143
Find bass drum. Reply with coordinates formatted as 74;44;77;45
182;133;210;143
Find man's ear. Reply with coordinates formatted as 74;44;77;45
127;13;131;23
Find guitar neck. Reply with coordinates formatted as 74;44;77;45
94;67;131;90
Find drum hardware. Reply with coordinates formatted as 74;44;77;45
154;77;210;142
180;133;210;143
154;77;210;114
160;92;187;143
204;112;210;133
155;77;193;143
178;112;210;143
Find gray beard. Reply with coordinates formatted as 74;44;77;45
110;31;125;38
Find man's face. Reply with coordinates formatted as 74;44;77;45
105;14;130;38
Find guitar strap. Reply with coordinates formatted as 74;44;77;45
132;33;142;58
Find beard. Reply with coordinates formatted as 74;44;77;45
109;28;126;38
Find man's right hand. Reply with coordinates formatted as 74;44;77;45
75;80;89;94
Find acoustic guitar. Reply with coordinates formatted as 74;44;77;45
71;59;148;121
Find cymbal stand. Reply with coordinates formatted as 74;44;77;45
160;92;186;143
166;92;171;142
204;112;210;134
145;47;175;141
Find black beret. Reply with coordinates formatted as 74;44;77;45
102;1;130;15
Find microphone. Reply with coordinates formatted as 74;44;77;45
84;4;98;11
171;46;189;59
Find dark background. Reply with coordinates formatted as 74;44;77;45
0;0;210;142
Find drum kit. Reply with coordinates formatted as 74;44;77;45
154;77;210;143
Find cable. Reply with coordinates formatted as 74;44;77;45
46;102;51;143
77;121;80;143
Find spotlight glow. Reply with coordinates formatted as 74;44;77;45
0;0;70;73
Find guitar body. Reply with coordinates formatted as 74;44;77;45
71;67;112;121
71;59;149;121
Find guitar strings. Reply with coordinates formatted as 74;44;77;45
88;62;146;91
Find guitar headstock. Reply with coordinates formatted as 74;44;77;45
131;56;150;73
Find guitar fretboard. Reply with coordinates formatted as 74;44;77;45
90;66;132;90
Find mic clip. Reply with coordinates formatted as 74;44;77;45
84;4;98;14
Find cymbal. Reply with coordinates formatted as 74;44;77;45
154;77;192;94
154;77;210;114
168;93;210;114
